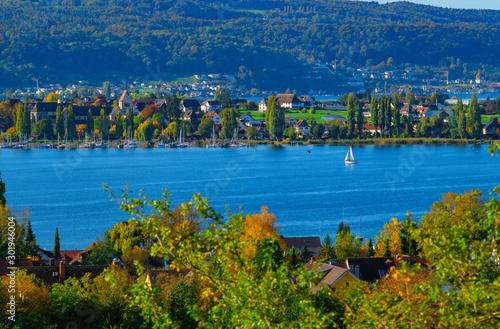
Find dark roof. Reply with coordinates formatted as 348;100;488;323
70;105;112;117
204;100;221;105
181;99;200;108
32;102;59;113
276;94;302;104
295;119;310;128
346;257;396;283
284;237;322;254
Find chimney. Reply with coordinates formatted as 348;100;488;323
329;259;336;266
349;265;354;273
354;265;360;277
59;260;66;281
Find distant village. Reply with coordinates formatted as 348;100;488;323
1;78;500;147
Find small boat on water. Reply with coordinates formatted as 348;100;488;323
56;144;65;149
345;145;358;164
175;129;189;148
206;126;220;148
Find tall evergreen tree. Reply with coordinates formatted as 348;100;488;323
400;218;420;256
356;103;364;136
220;108;238;139
25;220;39;258
385;95;392;129
126;108;134;135
347;95;355;139
319;234;336;261
166;95;180;120
220;89;231;109
67;105;76;140
269;100;285;140
103;81;111;101
0;171;6;206
379;96;386;136
366;238;375;257
99;109;111;138
457;99;467;139
24;94;31;137
265;95;276;128
370;96;378;138
53;228;61;260
393;93;401;135
55;105;65;139
15;105;25;141
468;94;482;139
473;94;482;139
86;109;94;137
115;110;124;138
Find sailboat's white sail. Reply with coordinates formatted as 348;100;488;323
345;146;357;163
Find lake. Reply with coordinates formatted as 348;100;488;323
1;144;499;250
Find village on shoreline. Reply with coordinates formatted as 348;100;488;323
1;87;499;151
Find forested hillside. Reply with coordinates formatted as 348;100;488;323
1;0;500;89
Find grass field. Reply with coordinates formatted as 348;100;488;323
238;109;347;123
482;115;499;123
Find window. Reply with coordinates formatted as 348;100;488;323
378;269;387;278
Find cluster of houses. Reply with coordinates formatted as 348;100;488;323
0;236;427;292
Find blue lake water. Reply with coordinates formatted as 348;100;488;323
1;144;499;249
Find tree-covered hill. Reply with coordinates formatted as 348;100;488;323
1;0;500;89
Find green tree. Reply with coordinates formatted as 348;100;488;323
385;95;392;129
55;106;65;139
103;81;111;101
24;94;31;137
126;108;134;135
468;94;482;139
67;105;76;140
319;234;336;261
347;95;355;139
220;89;231;109
366;238;374;257
166;95;180;120
0;172;5;206
406;89;415;105
457;99;467;139
33;118;55;140
53;228;61;260
138;121;154;141
98;109;111;138
328;123;340;139
400;215;419;256
196;118;213;137
86;109;94;137
370;96;378;137
356;103;364;136
268;100;285;140
24;220;39;258
392;92;401;135
245;126;257;139
115;110;124;138
106;187;337;328
166;121;179;140
16;105;25;140
379;95;386;136
283;126;297;140
220;108;238;139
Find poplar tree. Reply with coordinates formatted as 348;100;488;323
55;106;65;139
126;108;134;135
473;94;482;139
67;105;76;140
385;95;392;129
16;106;25;141
54;228;61;260
370;96;378;137
269;100;285;140
379;96;386;136
356;103;364;136
393;93;401;135
103;81;111;101
115;110;124;138
24;94;31;137
457;99;467;139
366;238;375;257
265;95;276;128
87;109;94;137
347;95;355;139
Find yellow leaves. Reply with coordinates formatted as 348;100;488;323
242;206;286;257
375;218;402;257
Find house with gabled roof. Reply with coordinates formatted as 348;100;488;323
204;111;222;124
258;98;268;112
294;119;311;136
118;90;133;112
285;116;298;127
275;94;304;110
31;102;59;123
483;120;500;136
309;262;360;293
201;100;222;113
238;114;253;123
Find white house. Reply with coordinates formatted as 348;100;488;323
204;111;222;124
201;100;222;113
118;90;133;111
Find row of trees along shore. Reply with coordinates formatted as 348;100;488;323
0;91;496;143
0;143;499;327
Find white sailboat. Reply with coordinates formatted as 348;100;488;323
175;129;189;148
345;146;358;164
206;126;220;148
